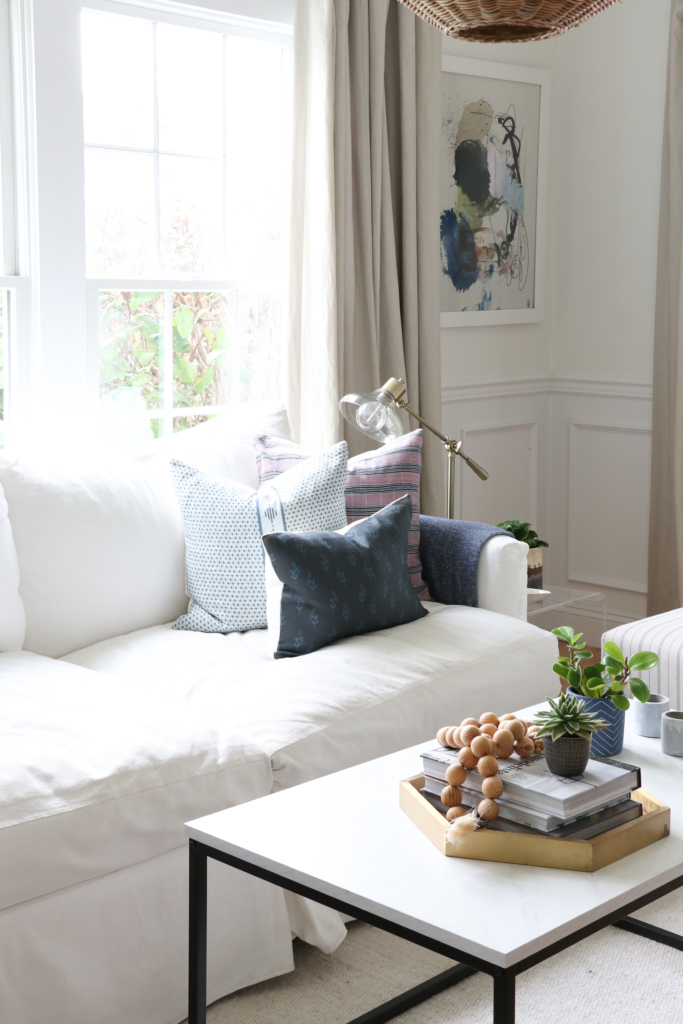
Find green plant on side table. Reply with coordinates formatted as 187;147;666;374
533;692;607;777
551;626;659;757
496;520;548;589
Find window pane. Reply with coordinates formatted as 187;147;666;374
159;156;223;275
158;24;223;159
235;289;282;403
86;149;155;276
172;291;231;410
225;37;285;283
81;10;154;150
99;290;164;444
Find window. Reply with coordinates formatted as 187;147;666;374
82;3;291;444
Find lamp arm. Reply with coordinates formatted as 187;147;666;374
397;399;489;483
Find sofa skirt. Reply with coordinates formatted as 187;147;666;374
0;844;346;1024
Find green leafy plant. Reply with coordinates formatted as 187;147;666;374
496;520;548;549
533;692;607;741
552;626;659;711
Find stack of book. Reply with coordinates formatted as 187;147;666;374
420;746;643;841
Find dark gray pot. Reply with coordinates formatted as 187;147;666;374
544;735;591;777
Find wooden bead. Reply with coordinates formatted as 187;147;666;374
445;726;459;748
507;719;525;740
526;724;540;738
458;746;479;769
515;736;535;758
490;743;501;758
499;713;516;722
477;755;499;777
436;726;449;746
493;729;515;757
459;724;481;746
441;785;463;807
480;723;497;737
470;734;493;758
446;805;467;820
478;798;500;822
460;717;480;728
482;776;504;799
445;763;467;787
534;739;545;753
479;712;499;727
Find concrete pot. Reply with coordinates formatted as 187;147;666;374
527;547;543;589
661;711;683;757
633;694;670;738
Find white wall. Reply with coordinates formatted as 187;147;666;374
440;1;671;642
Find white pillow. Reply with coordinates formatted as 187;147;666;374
0;481;25;652
171;442;349;635
0;452;188;658
129;402;292;488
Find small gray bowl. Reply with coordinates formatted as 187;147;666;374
633;693;670;738
662;711;683;757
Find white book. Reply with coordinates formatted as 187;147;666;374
421;746;641;820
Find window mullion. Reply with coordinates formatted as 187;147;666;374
152;19;161;276
163;288;173;436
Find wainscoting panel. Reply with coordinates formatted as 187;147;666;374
459;421;538;525
568;422;651;593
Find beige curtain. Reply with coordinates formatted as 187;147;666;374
287;0;444;517
648;0;683;614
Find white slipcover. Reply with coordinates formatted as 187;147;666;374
0;481;24;652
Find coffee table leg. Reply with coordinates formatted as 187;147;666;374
188;839;208;1024
493;969;515;1024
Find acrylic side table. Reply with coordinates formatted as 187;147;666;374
527;584;606;640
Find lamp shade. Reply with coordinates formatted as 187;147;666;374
339;385;405;444
396;0;619;43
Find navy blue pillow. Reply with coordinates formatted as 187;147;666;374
262;495;428;658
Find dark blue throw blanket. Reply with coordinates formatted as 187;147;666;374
418;516;512;608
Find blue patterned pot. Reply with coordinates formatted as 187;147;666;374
568;688;626;757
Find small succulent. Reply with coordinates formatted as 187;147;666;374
496;520;548;549
533;693;607;742
552;627;658;710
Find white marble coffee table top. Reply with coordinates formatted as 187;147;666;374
185;705;683;969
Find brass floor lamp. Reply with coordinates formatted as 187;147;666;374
339;377;488;520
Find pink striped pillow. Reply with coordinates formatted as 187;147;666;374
254;430;430;600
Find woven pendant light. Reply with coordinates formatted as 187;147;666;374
397;1;620;43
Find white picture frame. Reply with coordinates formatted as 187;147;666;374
440;56;550;328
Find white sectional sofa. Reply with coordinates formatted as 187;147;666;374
0;403;557;1024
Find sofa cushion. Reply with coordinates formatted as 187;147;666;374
263;495;427;658
64;606;558;792
171;442;349;634
0;651;272;910
0;482;25;652
0;403;292;657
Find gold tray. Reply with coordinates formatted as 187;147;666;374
399;775;670;872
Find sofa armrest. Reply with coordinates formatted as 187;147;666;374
419;515;528;620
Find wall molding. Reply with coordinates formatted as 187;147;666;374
458;419;538;522
568;422;651;595
442;375;653;404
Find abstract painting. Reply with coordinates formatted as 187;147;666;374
440;57;549;326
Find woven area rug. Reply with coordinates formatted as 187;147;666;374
191;889;683;1024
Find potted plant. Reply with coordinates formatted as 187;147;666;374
533;693;607;777
551;626;659;757
496;520;548;588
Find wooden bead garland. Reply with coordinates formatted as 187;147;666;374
435;710;544;836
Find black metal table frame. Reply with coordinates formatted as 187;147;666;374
188;838;683;1024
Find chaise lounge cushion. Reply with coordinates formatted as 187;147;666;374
64;605;557;793
0;652;272;910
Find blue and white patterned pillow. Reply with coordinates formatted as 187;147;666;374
262;495;427;658
171;442;348;634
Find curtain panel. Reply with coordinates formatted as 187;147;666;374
288;0;444;517
648;0;683;615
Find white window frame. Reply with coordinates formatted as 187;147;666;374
4;0;291;452
81;0;292;438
